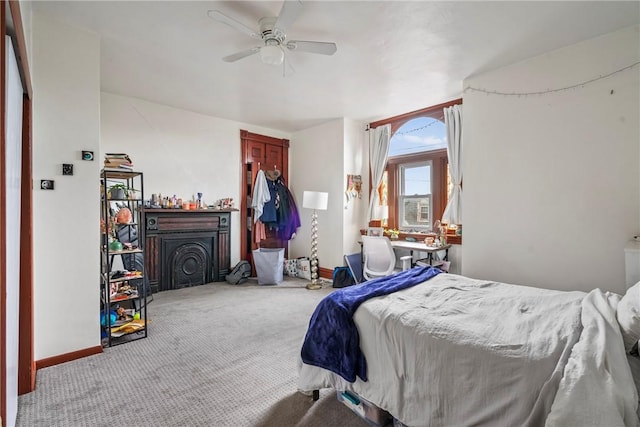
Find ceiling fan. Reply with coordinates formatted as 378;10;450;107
207;1;337;66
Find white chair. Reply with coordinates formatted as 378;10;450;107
362;236;412;281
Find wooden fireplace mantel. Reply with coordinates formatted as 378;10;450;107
140;208;237;293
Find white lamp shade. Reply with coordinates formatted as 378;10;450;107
303;191;328;211
260;44;284;65
374;205;389;220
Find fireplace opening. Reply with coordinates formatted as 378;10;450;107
161;234;217;291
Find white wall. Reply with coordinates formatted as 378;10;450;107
32;13;101;358
463;25;640;294
342;119;368;257
288;118;370;272
100;93;289;265
289;119;346;269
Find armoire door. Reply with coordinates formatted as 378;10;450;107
240;130;290;268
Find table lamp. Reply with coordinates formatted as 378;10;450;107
303;191;328;290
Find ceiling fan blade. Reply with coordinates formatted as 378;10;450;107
207;10;260;40
274;0;303;34
286;40;337;55
223;47;261;63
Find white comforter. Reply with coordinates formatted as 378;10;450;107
298;273;639;427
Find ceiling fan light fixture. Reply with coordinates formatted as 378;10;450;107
260;44;284;66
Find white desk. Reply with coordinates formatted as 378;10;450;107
390;240;451;266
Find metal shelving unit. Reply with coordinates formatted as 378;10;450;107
100;169;148;347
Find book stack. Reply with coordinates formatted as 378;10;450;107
104;153;134;170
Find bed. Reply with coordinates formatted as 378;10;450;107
298;267;640;427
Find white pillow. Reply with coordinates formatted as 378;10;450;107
618;281;640;353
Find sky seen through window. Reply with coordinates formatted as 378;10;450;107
390;117;446;195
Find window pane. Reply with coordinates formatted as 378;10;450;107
399;162;432;230
389;117;447;156
401;163;431;196
399;196;431;229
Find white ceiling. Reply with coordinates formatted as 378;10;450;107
31;1;639;133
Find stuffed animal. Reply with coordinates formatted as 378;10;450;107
116;306;127;319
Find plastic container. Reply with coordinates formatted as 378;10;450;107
337;391;392;427
252;248;284;285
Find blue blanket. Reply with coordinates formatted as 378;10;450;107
300;266;442;382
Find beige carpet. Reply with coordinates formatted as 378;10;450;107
16;276;382;427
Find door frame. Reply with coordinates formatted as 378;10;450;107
239;130;289;266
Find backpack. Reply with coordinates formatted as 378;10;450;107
332;266;355;288
226;261;252;285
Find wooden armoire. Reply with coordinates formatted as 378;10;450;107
240;130;290;267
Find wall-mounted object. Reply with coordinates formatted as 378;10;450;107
62;164;73;176
82;150;94;161
345;174;362;202
40;180;54;190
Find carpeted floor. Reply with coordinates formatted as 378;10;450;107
16;276;376;427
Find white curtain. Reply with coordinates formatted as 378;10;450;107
442;104;463;224
368;124;391;221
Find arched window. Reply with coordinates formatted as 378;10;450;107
370;99;460;233
387;118;447;231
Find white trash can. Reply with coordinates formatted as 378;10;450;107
252;248;285;285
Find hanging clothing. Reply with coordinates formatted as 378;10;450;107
276;184;301;241
254;220;267;244
258;173;301;241
251;170;270;223
259;178;279;224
